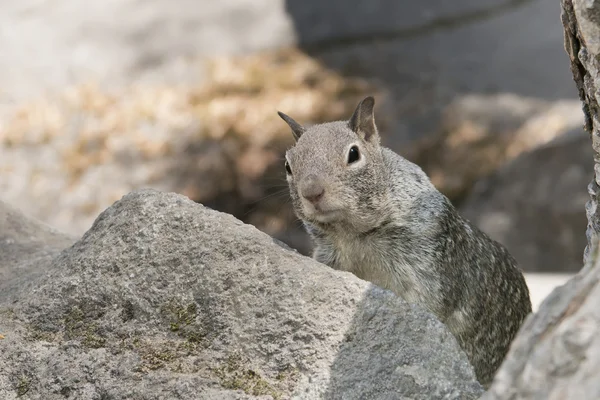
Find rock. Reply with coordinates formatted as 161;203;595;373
406;95;584;203
561;0;600;263
0;201;74;302
0;189;484;399
482;241;600;399
459;129;593;272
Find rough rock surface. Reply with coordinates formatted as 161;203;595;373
482;243;600;399
460;129;593;272
0;189;484;399
561;0;600;262
0;201;75;302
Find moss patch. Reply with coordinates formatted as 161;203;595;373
165;302;197;333
161;298;211;345
24;303;108;347
63;305;107;349
136;342;177;371
131;338;201;374
25;327;59;343
214;352;284;399
0;307;15;319
15;375;31;397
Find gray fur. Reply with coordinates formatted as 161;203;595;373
280;97;532;388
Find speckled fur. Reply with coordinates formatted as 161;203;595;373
279;97;532;388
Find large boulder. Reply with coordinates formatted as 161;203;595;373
460;129;592;273
0;189;483;399
482;242;600;399
0;201;75;301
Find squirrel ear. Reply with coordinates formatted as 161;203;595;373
277;111;305;141
349;96;378;142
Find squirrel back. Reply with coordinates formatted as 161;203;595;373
278;97;532;387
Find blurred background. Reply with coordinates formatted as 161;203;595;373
0;0;588;304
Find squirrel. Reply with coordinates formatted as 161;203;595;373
277;96;532;388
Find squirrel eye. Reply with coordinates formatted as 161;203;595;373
347;145;360;164
285;160;292;175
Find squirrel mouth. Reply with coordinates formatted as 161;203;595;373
300;198;343;223
308;208;342;223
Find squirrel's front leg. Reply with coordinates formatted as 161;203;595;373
312;243;341;271
313;244;332;266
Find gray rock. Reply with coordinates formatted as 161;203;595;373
0;201;74;302
460;129;593;272
561;0;600;263
482;243;600;399
0;189;484;399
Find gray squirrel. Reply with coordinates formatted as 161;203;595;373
278;96;532;387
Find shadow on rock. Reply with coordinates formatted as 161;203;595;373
0;201;75;302
323;286;484;400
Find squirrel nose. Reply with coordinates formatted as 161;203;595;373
300;175;325;204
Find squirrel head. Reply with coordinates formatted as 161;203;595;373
278;96;391;233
